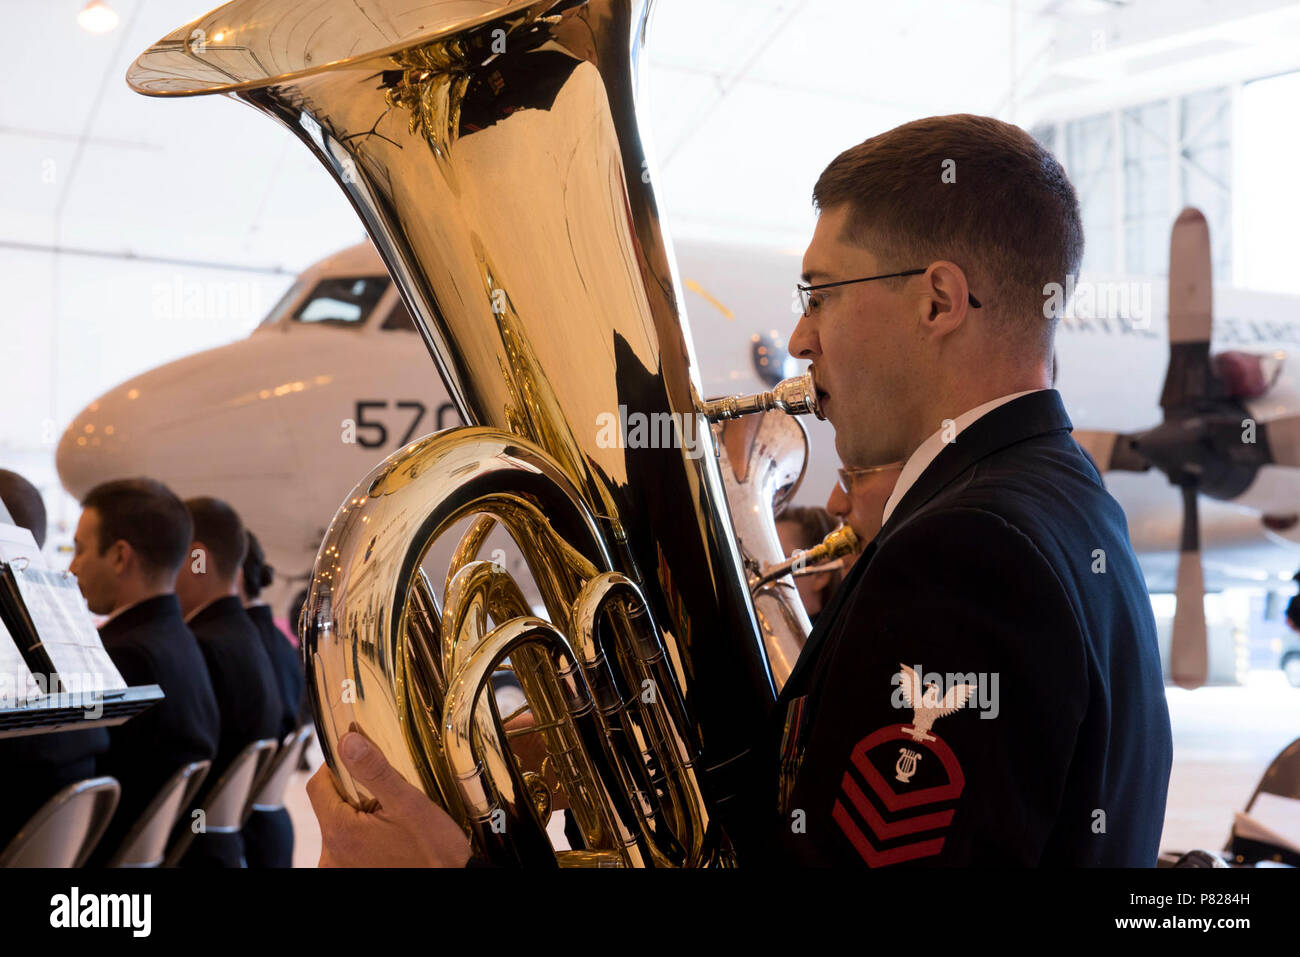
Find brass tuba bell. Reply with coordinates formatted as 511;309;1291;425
128;0;846;866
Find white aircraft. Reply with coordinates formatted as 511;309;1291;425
54;238;818;616
55;214;1300;687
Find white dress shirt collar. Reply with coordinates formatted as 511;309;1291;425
880;389;1043;526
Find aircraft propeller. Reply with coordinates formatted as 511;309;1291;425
1071;208;1300;689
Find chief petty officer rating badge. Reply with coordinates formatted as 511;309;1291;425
832;664;978;866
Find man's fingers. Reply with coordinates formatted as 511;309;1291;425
305;763;343;821
337;731;425;811
307;763;364;866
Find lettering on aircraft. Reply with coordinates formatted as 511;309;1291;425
352;400;460;448
1060;314;1300;347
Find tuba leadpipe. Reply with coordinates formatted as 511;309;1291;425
128;0;816;866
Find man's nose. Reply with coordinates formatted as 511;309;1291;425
826;481;850;521
788;310;819;359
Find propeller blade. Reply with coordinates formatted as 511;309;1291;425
1170;482;1208;689
1160;208;1219;412
1071;430;1150;473
1261;414;1300;468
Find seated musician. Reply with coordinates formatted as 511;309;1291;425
69;478;221;866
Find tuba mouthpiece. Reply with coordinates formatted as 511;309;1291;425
699;370;823;422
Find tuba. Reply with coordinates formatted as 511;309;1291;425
129;0;849;866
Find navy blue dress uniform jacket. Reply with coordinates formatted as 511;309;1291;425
752;389;1173;867
89;593;220;865
245;603;305;741
183;595;283;867
241;603;303;868
188;596;283;788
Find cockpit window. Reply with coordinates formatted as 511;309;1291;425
381;297;418;332
292;277;390;327
257;279;305;328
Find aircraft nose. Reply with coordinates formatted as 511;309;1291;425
56;337;296;501
57;384;142;500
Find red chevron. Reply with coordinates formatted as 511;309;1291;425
840;771;955;839
832;800;947;866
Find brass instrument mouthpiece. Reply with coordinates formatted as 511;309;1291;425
700;371;823;422
751;523;860;589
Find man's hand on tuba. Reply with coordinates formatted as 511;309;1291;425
307;730;471;868
308;713;564;866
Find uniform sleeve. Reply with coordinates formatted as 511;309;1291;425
772;507;1090;866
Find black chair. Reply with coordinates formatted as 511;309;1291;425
1157;849;1230;868
106;761;211;868
1223;735;1300;866
163;739;277;867
248;726;313;820
1240;735;1300;815
0;777;120;868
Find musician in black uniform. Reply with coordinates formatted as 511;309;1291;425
238;530;304;867
175;496;283;867
67;478;220;866
753;114;1172;866
240;532;304;739
304;114;1174;868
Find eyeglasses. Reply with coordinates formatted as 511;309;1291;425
797;268;982;316
837;462;904;495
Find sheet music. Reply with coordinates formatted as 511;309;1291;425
0;522;45;568
12;566;126;694
0;614;41;705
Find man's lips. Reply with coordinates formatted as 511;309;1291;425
810;371;828;402
808;367;830;416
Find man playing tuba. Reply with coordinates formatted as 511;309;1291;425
308;113;1173;868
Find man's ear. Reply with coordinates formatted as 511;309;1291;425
923;260;973;330
109;539;132;575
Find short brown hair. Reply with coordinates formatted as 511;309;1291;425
776;505;844;606
0;470;47;548
777;504;838;548
812;114;1083;347
185;496;247;582
82;478;192;576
